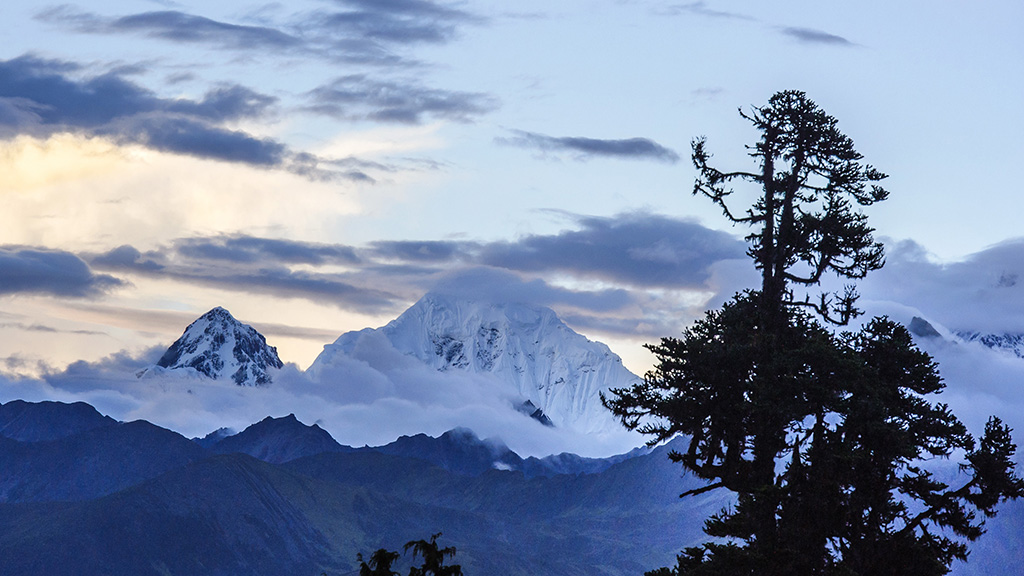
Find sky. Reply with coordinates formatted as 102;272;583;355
1;0;1024;455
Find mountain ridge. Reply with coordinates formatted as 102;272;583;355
210;413;352;464
0;399;696;576
0;398;1016;575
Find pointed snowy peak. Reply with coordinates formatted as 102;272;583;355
155;307;283;386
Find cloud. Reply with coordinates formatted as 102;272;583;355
82;214;749;337
0;322;106;336
173;236;362;266
690;87;725;101
91;257;399;315
108;11;300;50
35;6;304;52
0;343;641;458
55;301;341;346
316;0;484;45
858;239;1024;335
368;240;476;263
194;269;398;311
171;84;278;121
93;235;365;271
658;2;755;20
497;130;680;163
37;6;299;49
0;247;124;297
88;238;400;314
38;2;484;67
36;5;400;67
0;55;375;181
308;75;498;124
653;5;853;49
780;27;855;46
479;213;746;288
117;115;286;165
429;267;633;313
0;55;274;128
91;246;165;272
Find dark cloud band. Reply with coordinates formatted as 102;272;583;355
497;130;680;163
85;214;746;330
37;2;484;66
0;55;373;181
308;75;498;124
173;236;362;266
0;247;124;297
780;27;854;46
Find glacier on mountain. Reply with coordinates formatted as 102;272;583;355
308;294;641;433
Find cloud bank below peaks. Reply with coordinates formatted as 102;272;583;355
2;336;642;459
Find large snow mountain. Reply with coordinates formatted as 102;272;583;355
149;307;283;386
308;294;641;432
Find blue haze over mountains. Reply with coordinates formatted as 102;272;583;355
0;399;707;575
0;398;1018;575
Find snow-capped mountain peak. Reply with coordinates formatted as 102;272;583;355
152;307;283;386
309;294;640;432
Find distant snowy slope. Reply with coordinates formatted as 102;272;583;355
309;294;640;432
145;307;283;386
955;330;1024;358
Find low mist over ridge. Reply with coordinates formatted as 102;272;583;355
0;398;707;576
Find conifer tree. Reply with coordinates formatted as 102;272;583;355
404;532;462;576
357;548;401;576
606;90;1024;575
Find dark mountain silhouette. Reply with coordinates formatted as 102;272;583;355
193;426;234;448
210;413;352;463
370;426;647;479
371;427;524;476
0;399;1013;575
0;419;208;503
0;401;706;575
0;399;116;442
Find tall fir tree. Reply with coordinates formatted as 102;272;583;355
605;90;1024;575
